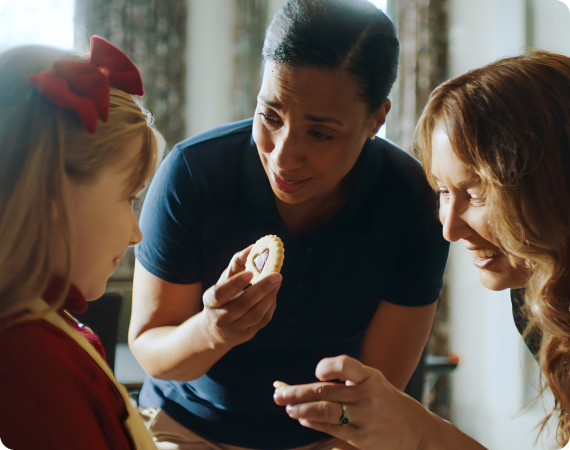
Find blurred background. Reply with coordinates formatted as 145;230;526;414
1;0;569;448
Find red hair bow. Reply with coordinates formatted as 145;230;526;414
28;36;144;134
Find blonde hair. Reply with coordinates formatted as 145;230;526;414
0;45;162;324
414;49;570;446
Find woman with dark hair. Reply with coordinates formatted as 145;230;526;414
129;1;448;449
274;49;570;450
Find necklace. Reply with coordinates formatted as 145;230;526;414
63;310;95;335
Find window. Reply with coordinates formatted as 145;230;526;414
367;0;390;139
0;0;74;53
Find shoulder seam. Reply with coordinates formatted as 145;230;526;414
173;119;253;152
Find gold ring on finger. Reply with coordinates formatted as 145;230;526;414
339;403;350;426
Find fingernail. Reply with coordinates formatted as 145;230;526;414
267;273;282;284
286;405;293;412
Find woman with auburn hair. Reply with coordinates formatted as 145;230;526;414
273;49;570;450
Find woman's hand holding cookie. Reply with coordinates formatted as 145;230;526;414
201;245;282;347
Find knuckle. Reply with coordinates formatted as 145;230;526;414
314;384;328;401
203;287;215;306
231;252;241;265
233;296;249;312
211;284;222;300
338;354;351;372
248;310;264;323
291;389;303;404
216;310;230;323
368;391;381;408
262;310;274;325
318;402;331;421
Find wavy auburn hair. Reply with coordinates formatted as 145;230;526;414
414;49;570;446
0;45;163;325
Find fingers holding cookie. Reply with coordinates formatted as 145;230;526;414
203;270;282;346
233;274;281;326
218;245;254;283
206;271;254;309
203;235;285;347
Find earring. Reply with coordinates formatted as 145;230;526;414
370;135;376;140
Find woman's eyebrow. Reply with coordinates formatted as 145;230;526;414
302;114;344;126
430;174;480;187
459;179;481;187
258;96;281;108
258;96;343;126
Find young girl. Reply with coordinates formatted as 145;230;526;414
0;36;162;449
273;50;570;450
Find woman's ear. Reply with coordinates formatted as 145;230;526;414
369;99;392;138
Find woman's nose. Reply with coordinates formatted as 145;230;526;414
271;131;303;170
441;201;471;242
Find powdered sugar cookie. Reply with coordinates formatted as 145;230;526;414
245;235;284;284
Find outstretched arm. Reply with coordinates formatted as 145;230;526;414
274;355;486;450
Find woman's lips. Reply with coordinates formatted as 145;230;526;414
469;249;498;269
472;256;496;269
271;171;311;194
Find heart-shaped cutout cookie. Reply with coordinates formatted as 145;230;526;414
253;249;269;273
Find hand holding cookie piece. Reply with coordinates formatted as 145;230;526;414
245;235;285;284
273;380;290;392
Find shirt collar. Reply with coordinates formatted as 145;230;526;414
43;276;88;314
326;139;380;228
239;135;280;221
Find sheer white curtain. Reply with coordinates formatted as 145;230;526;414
368;0;389;139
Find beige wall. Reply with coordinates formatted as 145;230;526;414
534;0;570;56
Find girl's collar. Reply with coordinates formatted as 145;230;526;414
43;276;88;314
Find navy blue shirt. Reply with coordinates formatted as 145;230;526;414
135;119;449;449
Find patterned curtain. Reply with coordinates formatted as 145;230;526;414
74;0;187;149
232;0;269;121
386;0;448;153
74;0;187;282
387;0;450;419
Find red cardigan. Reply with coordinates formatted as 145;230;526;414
0;284;135;450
